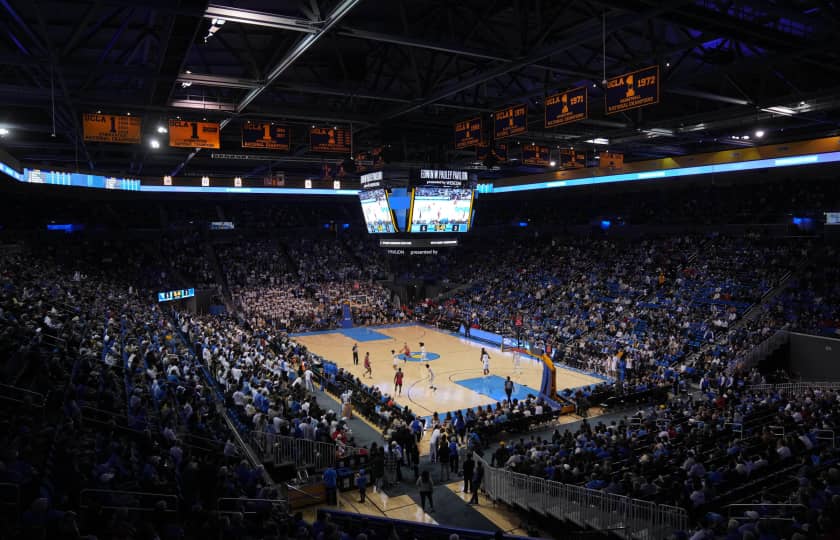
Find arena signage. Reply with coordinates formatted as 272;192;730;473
83;113;142;144
493;103;528;139
157;288;195;302
241;121;290;151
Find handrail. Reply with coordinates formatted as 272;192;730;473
216;496;288;514
79;489;178;513
286;483;323;501
474;452;687;539
0;383;46;403
0;483;19;509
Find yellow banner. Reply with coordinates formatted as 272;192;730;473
168;120;220;149
82;113;142;144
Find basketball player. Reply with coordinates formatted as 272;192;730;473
394;368;404;395
480;348;491;376
352;343;359;366
391;349;399;370
426;364;437;392
513;349;522;374
363;352;372;378
401;341;411;358
420;342;427;363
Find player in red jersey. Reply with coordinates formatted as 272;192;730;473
363;352;372;378
394;368;404;395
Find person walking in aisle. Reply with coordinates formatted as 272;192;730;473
438;434;450;481
462;453;475;494
356;468;368;503
469;463;484;504
416;470;435;513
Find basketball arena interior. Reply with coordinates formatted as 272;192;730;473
2;1;840;539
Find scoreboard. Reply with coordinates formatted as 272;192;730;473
310;127;352;153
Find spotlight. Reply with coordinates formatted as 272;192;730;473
0;128;8;136
549;160;556;167
157;125;168;133
150;139;160;149
755;130;765;138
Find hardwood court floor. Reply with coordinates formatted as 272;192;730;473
296;325;602;417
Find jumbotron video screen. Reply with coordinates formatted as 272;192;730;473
409;187;474;233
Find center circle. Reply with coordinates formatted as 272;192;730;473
397;352;441;362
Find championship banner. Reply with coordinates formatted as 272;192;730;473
599;151;624;169
476;141;508;163
545;86;587;128
493;104;527;139
168;119;220;149
241;121;290;151
310;127;352;153
560;148;587;168
454;117;483;149
82;113;142;144
605;65;660;115
522;144;551;166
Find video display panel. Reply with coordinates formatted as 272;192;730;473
360;189;396;233
409;187;474;233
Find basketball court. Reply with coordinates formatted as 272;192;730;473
294;324;603;417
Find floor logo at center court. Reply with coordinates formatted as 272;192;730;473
397;351;441;362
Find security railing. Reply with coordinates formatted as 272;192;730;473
747;381;840;394
475;454;687;539
251;432;358;471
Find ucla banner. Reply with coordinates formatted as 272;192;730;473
605;65;660;115
545;86;587;128
476;141;508;163
494;104;528;139
523;144;551;166
454;117;483;149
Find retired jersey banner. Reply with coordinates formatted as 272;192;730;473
605;65;660;115
454;117;483;149
168;120;220;149
241;121;290;151
545;87;587;128
522;144;551;166
82;113;142;144
476;141;508;163
493;104;527;139
310;127;352;153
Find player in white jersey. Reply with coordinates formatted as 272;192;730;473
419;342;427;362
426;363;437;391
513;349;522;374
480;347;491;376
